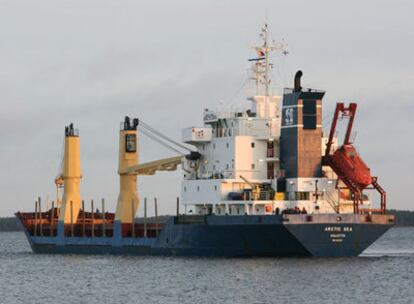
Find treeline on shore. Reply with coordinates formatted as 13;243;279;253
1;210;414;231
388;210;414;227
0;217;21;231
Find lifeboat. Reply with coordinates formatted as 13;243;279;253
331;144;372;190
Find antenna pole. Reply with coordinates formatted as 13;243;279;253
264;23;270;97
249;22;288;117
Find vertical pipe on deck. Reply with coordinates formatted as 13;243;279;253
39;197;43;236
144;197;147;238
154;197;159;237
102;198;106;237
131;199;135;237
82;200;85;237
46;195;50;216
34;200;38;237
91;199;95;238
176;197;179;217
70;200;74;237
57;197;60;220
337;189;340;213
51;201;55;237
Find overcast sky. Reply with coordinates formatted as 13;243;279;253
0;0;413;216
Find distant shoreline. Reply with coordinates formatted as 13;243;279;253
2;210;413;231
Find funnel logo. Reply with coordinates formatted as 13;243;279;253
284;108;294;125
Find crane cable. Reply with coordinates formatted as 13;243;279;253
138;120;193;153
139;128;185;155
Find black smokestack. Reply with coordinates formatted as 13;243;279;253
294;70;303;92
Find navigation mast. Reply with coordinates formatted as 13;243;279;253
250;23;287;96
249;23;287;117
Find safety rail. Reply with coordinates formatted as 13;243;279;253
17;196;170;238
211;126;279;139
283;87;325;94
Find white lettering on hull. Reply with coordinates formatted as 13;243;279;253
324;226;353;243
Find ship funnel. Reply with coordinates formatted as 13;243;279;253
294;70;303;92
59;123;82;224
280;80;325;178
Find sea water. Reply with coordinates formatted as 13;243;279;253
0;228;413;304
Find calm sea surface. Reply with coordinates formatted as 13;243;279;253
0;228;413;304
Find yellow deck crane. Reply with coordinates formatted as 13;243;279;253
54;118;198;231
239;175;278;201
55;123;82;225
239;175;261;200
115;116;198;226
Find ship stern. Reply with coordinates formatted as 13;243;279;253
283;213;394;257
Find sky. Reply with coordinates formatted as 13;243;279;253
0;0;413;216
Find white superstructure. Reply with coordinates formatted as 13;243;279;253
180;24;372;216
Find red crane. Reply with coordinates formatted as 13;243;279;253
323;103;386;214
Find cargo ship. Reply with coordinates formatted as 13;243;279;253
16;24;394;257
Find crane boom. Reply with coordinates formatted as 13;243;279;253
239;175;261;200
239;175;255;188
121;155;183;175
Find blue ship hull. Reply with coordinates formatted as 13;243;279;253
20;214;394;257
